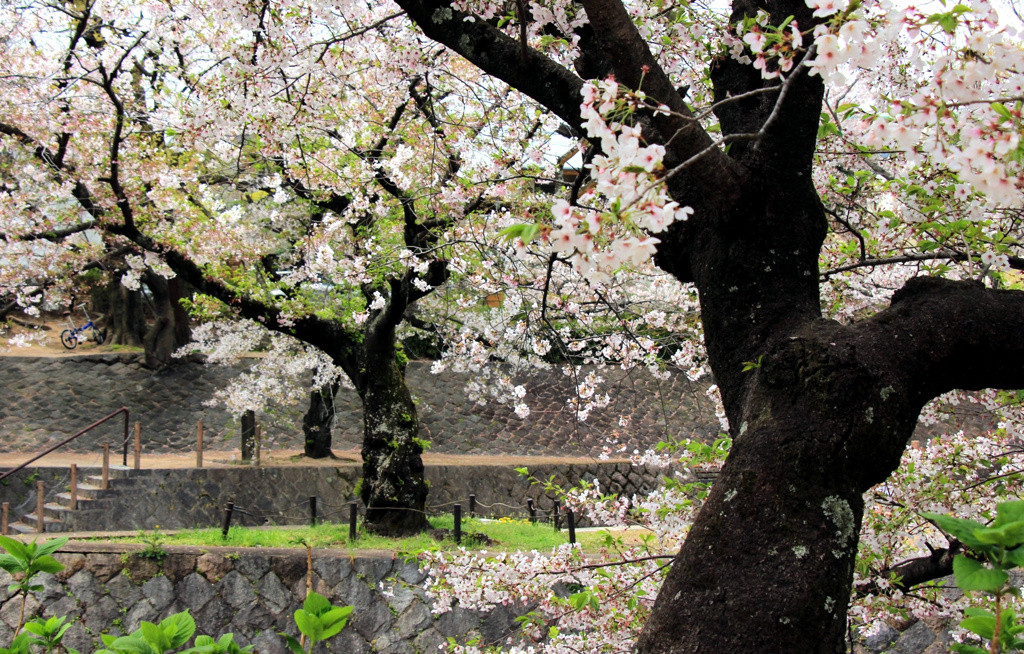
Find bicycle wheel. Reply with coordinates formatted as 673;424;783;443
60;329;78;350
93;328;106;345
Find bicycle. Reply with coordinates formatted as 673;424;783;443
60;304;106;350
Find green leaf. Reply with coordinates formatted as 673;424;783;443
961;614;996;640
497;223;541;244
34;536;68;558
23;622;46;636
320;605;353;628
303;592;332;616
279;634;304;654
974;521;1024;548
109;634;160;654
33;555;64;574
922;513;989;549
954;555;1008;593
0;536;29;561
993;501;1024;527
992;102;1012;120
140;622;170;652
158;611;196;649
294;609;323;641
0;553;23;573
951;644;990;654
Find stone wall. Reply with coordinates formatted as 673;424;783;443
0;461;663;531
0;355;719;458
0;543;518;654
0;542;964;654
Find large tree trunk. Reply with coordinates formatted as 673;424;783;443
303;381;340;459
358;313;431;536
240;409;256;462
142;272;191;368
637;318;922;653
98;277;146;347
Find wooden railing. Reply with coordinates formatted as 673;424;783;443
0;407;131;483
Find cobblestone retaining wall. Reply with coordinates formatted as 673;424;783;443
0;543;518;654
0;461;663;531
0;355;718;458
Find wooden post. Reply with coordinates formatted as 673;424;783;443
349;502;358;541
2;502;8;535
454;504;462;545
567;509;577;545
70;464;78;510
102;443;110;490
36;480;45;533
196;419;204;468
221;499;234;538
133;422;142;470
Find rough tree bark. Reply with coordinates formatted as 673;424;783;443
394;0;1024;650
302;381;340;459
142;272;191;369
98;277;146;347
240;409;256;462
358;308;430;534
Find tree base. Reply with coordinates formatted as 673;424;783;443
364;508;432;537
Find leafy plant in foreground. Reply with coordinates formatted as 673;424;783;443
0;537;352;653
280;592;354;654
924;500;1024;654
0;536;67;635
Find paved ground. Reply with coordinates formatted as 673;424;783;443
0;448;617;470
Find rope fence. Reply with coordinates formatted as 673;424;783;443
220;490;587;546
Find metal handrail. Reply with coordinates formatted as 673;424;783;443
0;407;130;482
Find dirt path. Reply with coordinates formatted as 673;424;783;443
0;448;622;470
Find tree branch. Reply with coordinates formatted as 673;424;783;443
862;277;1024;405
393;0;584;127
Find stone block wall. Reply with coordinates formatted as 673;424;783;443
0;461;664;531
0;543;517;654
0;355;719;458
0;542;964;654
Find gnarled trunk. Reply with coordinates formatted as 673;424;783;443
637;319;923;653
303;381;340;458
143;273;191;368
99;276;145;347
358;315;430;536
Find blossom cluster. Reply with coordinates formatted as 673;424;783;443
536;79;693;285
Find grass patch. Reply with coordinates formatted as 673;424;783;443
86;516;624;554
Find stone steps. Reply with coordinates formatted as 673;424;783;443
6;465;149;534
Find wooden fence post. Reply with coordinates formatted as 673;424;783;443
70;464;78;510
133;422;141;470
196;419;204;468
1;502;7;535
102;443;110;490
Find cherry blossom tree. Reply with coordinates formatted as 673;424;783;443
0;0;554;534
388;0;1024;650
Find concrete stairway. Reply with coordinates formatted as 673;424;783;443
7;465;136;534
